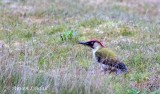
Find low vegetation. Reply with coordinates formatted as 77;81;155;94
0;0;160;94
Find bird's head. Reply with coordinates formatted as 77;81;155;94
78;39;104;49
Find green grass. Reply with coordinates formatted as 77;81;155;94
0;0;160;94
79;18;104;28
156;55;160;64
45;24;67;35
120;26;135;36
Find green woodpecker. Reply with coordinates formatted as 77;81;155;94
78;39;128;74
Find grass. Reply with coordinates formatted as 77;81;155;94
79;18;104;28
0;0;160;94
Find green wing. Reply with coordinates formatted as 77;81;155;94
95;48;116;60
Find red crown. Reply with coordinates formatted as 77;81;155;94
89;39;104;47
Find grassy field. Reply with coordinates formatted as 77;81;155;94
0;0;160;94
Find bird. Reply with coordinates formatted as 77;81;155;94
78;39;128;74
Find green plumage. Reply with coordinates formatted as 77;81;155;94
95;48;116;60
95;47;128;73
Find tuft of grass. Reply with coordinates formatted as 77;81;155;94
60;30;79;43
19;52;25;61
23;31;33;39
38;55;50;70
38;57;47;70
120;26;135;36
12;73;21;86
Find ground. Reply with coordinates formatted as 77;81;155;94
0;0;160;94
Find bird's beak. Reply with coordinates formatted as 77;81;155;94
78;41;89;46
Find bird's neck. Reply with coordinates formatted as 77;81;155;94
92;46;102;60
92;46;101;54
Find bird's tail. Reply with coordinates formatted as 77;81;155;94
102;59;128;74
115;62;128;74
